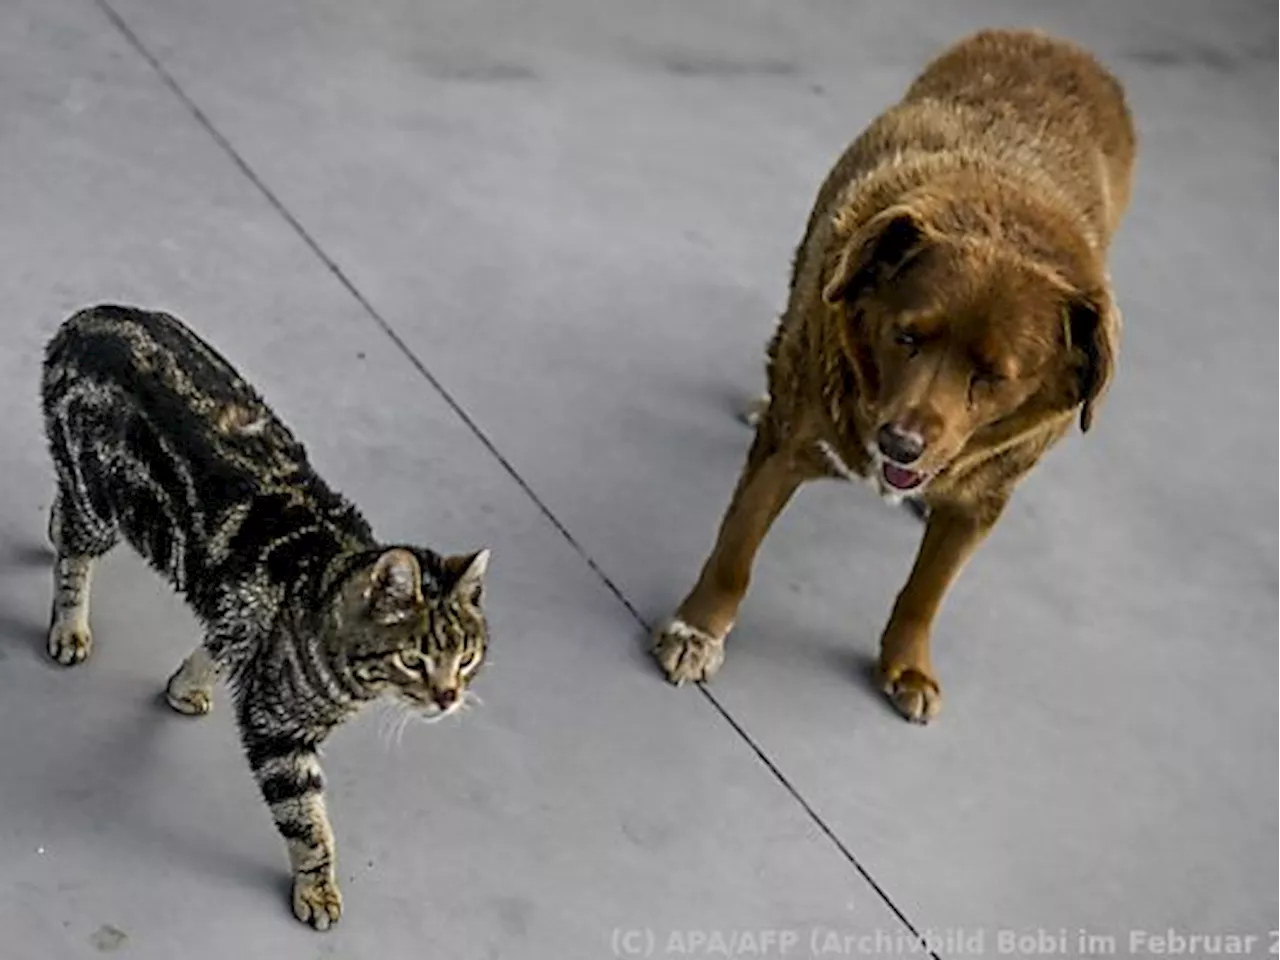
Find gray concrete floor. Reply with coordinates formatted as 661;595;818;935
0;1;1275;957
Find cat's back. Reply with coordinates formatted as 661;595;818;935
43;304;313;501
47;305;259;416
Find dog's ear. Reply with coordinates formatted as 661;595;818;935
1064;288;1120;433
822;207;931;306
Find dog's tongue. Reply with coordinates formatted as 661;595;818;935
882;462;924;490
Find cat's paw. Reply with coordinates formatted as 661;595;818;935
292;872;343;931
47;621;92;666
165;673;213;717
651;618;726;685
165;649;219;717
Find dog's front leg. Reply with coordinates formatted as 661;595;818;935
652;433;806;685
878;500;1004;723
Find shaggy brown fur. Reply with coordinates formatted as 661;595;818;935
652;29;1136;723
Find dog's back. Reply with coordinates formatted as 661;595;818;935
798;30;1135;271
903;29;1136;238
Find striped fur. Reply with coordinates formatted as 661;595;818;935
41;305;490;930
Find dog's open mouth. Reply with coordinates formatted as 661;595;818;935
881;462;927;491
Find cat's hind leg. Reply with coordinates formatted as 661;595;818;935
47;484;118;667
166;645;219;716
48;553;94;666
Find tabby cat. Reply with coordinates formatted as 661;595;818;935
41;305;490;930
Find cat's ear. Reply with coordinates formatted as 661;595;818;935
367;548;424;624
444;549;490;605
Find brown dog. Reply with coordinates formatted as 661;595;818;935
652;29;1135;723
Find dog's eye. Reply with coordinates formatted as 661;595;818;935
968;370;1006;404
894;329;921;351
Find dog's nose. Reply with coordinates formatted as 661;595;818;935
877;423;925;464
434;688;458;709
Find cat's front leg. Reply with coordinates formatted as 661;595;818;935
241;728;343;930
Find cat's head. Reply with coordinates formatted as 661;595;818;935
327;546;490;719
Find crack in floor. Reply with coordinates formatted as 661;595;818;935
90;1;939;953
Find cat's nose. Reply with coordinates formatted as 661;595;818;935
433;688;458;709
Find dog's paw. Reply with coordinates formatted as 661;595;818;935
47;621;92;666
880;663;941;724
292;872;343;931
651;618;726;685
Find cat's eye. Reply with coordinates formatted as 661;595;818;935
458;650;480;672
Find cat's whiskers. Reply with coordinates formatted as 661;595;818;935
394;706;415;747
375;698;417;752
374;700;400;752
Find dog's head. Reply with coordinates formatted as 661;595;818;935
822;202;1118;496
